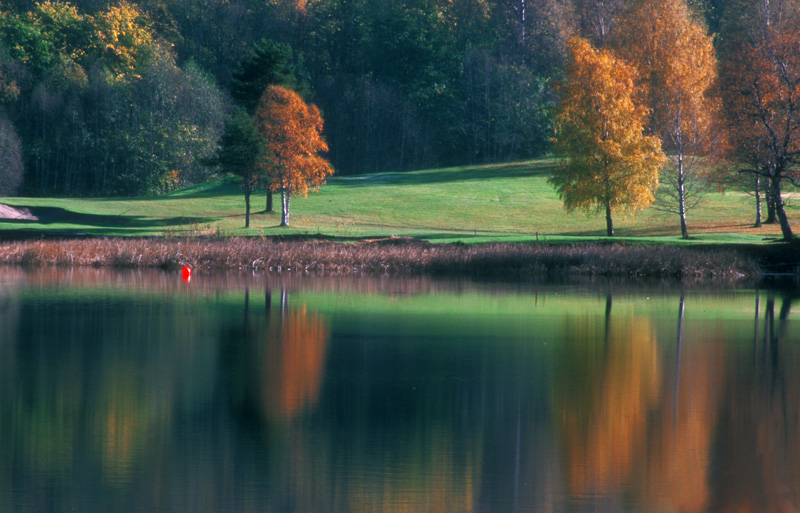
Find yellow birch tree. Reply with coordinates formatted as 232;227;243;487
615;0;720;239
550;37;665;237
254;86;334;227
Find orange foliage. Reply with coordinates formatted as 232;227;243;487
551;37;665;235
254;86;334;197
723;29;800;176
262;305;329;420
615;0;718;140
556;315;661;496
635;341;726;513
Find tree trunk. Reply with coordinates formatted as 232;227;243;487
285;190;291;226
244;188;251;228
772;176;794;240
266;189;273;213
754;175;762;227
280;189;287;226
605;202;614;237
679;203;688;239
280;188;290;227
678;155;689;240
765;178;777;224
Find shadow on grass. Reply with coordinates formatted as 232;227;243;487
331;161;556;188
83;177;245;203
0;206;217;229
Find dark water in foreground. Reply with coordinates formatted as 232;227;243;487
0;268;798;513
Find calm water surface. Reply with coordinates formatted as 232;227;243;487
0;268;798;513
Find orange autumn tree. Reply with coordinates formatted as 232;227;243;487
615;0;720;240
550;37;665;237
254;86;334;227
721;28;800;241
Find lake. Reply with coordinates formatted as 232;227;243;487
0;268;797;513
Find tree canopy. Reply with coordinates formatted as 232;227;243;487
231;38;303;115
614;0;720;239
253;86;334;227
550;37;665;237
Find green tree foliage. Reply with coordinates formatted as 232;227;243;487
210;108;264;228
460;49;553;163
0;116;23;195
231;38;303;114
2;0;570;185
0;1;224;196
550;38;665;237
29;1;95;64
0;0;782;203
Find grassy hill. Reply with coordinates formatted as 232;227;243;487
0;159;795;244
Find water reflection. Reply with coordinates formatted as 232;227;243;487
0;269;798;512
709;292;800;513
259;290;329;420
554;304;661;503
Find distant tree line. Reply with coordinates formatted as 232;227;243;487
0;0;799;225
0;1;225;196
0;0;565;196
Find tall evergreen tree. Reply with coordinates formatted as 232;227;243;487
231;38;301;115
210;108;264;228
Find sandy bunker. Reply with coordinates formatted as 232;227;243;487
0;204;37;221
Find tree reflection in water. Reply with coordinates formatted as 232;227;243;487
553;289;798;513
242;287;330;422
553;300;661;502
0;269;798;513
709;292;800;513
635;294;725;513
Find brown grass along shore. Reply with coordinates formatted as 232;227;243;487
0;236;772;280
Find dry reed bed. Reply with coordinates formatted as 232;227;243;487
0;237;762;279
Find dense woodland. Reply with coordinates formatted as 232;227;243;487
0;0;798;207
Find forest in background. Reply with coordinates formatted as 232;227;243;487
0;0;791;197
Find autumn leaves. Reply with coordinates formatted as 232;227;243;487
254;87;334;228
214;87;334;229
550;38;664;237
551;0;720;239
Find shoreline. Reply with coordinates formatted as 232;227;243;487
0;235;791;281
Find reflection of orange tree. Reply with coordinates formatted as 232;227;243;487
256;301;478;512
554;314;661;496
635;340;725;513
261;304;329;420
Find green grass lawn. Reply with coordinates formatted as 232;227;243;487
0;159;795;244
